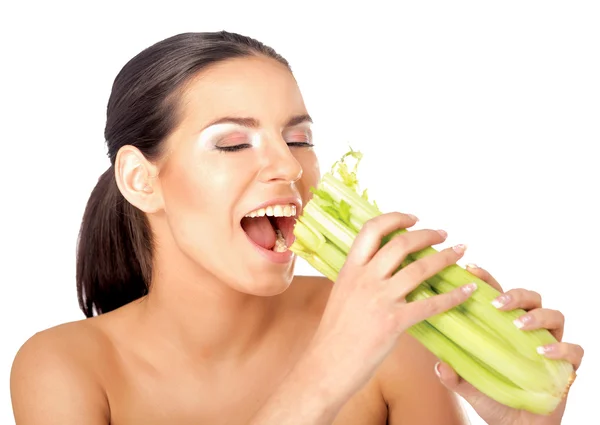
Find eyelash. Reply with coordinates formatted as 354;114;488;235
216;142;314;153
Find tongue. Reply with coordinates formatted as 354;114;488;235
241;216;277;249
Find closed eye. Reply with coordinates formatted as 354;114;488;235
287;142;314;148
216;141;313;153
215;144;253;152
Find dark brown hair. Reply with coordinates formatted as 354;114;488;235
76;31;290;317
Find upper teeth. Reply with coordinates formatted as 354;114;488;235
245;204;297;218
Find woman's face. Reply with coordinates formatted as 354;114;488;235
154;55;320;295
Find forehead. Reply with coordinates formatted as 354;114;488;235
179;55;307;127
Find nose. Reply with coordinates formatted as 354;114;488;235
257;140;303;184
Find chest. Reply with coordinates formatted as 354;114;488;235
106;353;387;425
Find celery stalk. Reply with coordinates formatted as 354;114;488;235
290;148;575;414
408;321;563;414
406;285;559;394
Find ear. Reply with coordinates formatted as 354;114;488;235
114;146;163;214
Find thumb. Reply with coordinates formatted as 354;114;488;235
434;361;482;401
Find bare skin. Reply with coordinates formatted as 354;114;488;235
10;269;582;425
10;55;583;425
10;275;466;425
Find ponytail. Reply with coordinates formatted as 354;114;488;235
76;167;154;317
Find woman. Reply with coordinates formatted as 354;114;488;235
10;31;583;425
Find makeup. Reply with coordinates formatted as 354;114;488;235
196;122;262;151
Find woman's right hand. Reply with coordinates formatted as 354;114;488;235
249;212;477;424
307;212;477;408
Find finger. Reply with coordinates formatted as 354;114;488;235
465;264;504;292
434;362;482;401
371;228;448;277
491;288;542;311
513;308;565;341
346;212;418;266
537;342;584;371
391;244;467;297
402;281;477;327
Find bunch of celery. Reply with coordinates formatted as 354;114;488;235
290;149;574;415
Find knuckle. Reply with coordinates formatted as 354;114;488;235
505;288;520;302
402;260;426;282
363;214;390;233
421;299;439;317
392;211;407;220
391;211;408;221
448;288;465;304
361;218;376;234
390;234;410;254
429;292;459;315
382;211;405;226
527;308;541;320
505;288;520;296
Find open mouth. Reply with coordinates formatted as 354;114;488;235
240;204;297;253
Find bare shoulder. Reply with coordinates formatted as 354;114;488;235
375;332;469;425
10;318;112;424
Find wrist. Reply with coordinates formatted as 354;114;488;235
248;342;352;424
281;346;350;419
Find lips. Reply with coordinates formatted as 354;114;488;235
240;210;296;250
239;197;301;257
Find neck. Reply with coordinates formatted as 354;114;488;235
139;255;282;362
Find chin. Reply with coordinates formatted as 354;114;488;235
230;270;295;297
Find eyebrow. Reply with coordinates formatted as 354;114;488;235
202;113;313;130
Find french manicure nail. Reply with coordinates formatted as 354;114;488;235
461;283;477;294
466;263;479;269
537;345;556;355
513;315;532;329
492;294;511;308
408;214;419;222
437;229;448;238
452;244;467;254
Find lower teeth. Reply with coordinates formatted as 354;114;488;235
272;229;287;252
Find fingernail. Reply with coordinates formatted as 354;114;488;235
492;294;511;308
452;244;467;254
537;344;557;355
466;263;479;269
461;283;477;294
434;362;441;377
437;229;448;238
513;314;532;329
408;214;419;222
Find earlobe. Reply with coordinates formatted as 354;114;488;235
114;146;163;213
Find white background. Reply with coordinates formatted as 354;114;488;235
1;1;598;424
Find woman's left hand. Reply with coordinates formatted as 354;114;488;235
434;264;584;425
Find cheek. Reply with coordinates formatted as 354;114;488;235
162;166;207;213
159;156;250;246
159;163;225;245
